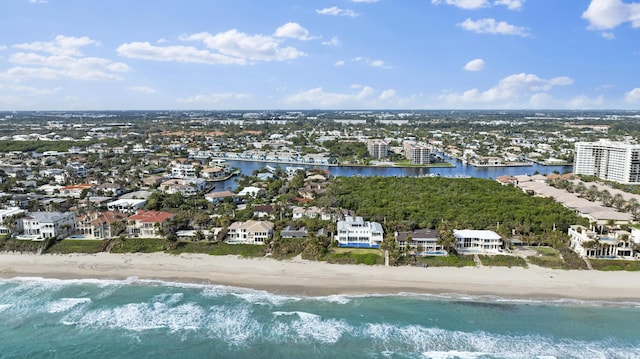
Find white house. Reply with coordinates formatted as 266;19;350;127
0;207;25;235
226;220;274;245
107;198;147;213
334;216;384;248
237;186;264;197
569;225;635;259
160;178;207;197
20;211;75;240
453;229;502;254
171;164;197;178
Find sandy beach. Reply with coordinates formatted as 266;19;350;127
1;252;639;301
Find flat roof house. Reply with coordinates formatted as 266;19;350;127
453;229;502;255
335;216;384;249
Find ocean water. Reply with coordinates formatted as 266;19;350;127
0;277;638;359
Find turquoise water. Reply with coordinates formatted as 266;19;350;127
1;277;639;359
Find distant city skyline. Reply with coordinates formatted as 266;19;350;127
1;0;640;111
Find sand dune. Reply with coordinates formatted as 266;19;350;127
1;252;639;301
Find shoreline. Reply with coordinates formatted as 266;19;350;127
1;252;639;302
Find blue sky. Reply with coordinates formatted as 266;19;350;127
1;0;640;110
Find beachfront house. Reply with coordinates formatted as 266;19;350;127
20;211;76;240
334;216;384;248
75;211;128;239
126;210;175;239
453;229;503;255
226;220;274;245
395;229;446;256
568;225;635;259
0;207;26;235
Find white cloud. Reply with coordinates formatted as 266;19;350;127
129;86;156;94
316;7;359;17
273;22;314;40
601;31;617;39
566;95;605;109
28;0;48;3
117;42;246;65
181;28;306;62
437;73;573;107
432;0;489;10
582;0;640;30
120;25;307;65
0;83;61;96
177;92;251;104
3;38;129;82
322;37;340;46
431;0;524;10
334;60;346;66
13;35;99;56
352;57;392;68
624;87;640;103
457;18;530;36
284;86;410;108
464;58;485;71
494;0;525;10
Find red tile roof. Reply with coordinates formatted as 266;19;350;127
127;210;175;223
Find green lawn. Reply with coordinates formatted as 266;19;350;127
46;239;104;254
590;259;640;271
478;255;527;267
416;255;476;267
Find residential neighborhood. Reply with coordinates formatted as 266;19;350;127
1;110;640;268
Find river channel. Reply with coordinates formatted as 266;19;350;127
210;158;573;191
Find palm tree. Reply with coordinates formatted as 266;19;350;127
626;198;640;220
599;189;612;207
611;193;625;211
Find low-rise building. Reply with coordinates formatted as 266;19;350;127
395;229;446;256
226;220;274;245
569;225;635;259
76;211;127;239
20;211;75;240
334;216;384;248
453;229;502;254
159;178;207;197
126;210;175;238
107;198;147;213
0;207;25;235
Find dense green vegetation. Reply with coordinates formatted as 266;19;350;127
590;259;640;271
526;247;588;270
206;243;266;257
332;176;589;235
322;251;384;265
0;237;42;253
46;240;104;254
478;255;527;267
110;237;171;253
416;255;476;267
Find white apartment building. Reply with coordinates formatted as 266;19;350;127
334;216;384;249
403;141;431;165
367;140;389;159
574;140;640;184
20;211;75;240
453;229;502;254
